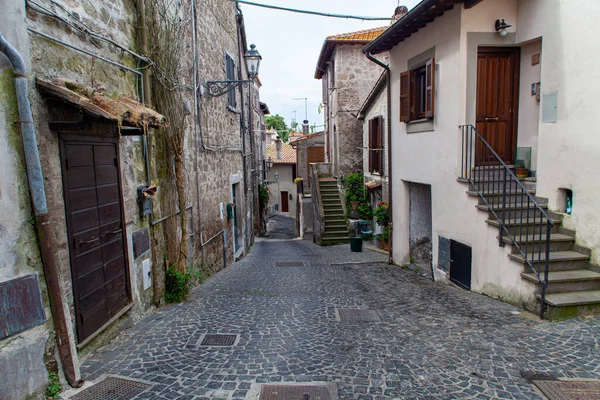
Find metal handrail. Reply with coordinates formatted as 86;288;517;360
460;124;553;318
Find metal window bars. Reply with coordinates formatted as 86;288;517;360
460;124;553;318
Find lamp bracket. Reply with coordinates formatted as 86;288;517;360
205;79;253;97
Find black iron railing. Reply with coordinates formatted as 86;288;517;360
460;124;553;318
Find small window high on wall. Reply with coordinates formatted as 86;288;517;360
400;58;435;123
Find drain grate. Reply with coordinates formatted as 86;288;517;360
70;376;152;400
259;384;333;400
533;380;600;400
336;308;381;322
274;261;304;267
199;334;238;346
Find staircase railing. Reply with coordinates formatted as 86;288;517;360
460;124;553;318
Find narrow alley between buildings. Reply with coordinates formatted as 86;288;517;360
74;237;600;399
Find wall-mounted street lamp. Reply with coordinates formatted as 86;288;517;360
274;171;279;183
495;19;511;37
266;156;274;171
206;44;262;97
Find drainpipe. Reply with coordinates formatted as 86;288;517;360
365;52;393;265
0;33;83;388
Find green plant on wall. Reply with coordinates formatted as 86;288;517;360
374;202;389;227
165;264;191;303
344;171;366;206
46;372;62;399
258;183;269;211
357;202;373;220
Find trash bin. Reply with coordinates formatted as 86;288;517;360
350;236;363;252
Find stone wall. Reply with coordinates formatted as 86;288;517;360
0;0;261;397
325;44;386;177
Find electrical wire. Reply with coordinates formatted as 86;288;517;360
232;0;392;21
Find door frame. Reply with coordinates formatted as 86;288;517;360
476;46;520;165
58;132;132;343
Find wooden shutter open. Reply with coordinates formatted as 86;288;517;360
425;58;435;118
376;116;383;175
368;119;374;172
400;70;411;122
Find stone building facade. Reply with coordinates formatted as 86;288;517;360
315;27;390;177
0;0;264;398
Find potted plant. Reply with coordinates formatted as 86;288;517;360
349;195;360;210
515;159;529;178
374;202;390;249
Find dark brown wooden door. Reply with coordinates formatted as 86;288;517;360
281;191;289;213
60;134;130;343
476;47;520;165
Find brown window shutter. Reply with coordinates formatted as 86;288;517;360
425;58;435;118
400;70;411;122
368;119;374;172
377;116;383;175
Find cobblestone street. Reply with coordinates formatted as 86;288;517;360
80;239;600;399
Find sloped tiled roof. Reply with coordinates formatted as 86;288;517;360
266;143;297;164
315;26;388;79
289;132;324;146
326;26;388;42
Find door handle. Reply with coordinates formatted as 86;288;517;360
105;229;123;236
485;117;499;121
75;237;99;249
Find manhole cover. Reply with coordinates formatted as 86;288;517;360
70;376;152;400
274;261;304;267
533;380;600;400
336;309;381;322
259;384;333;400
199;334;238;346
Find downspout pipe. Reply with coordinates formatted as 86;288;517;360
0;33;83;387
365;52;393;265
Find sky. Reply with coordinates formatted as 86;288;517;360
241;0;421;131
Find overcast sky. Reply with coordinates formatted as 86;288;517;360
241;0;420;131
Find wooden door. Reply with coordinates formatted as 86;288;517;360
60;134;130;342
281;191;289;213
476;47;520;165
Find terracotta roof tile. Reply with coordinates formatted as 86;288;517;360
266;143;297;164
326;26;388;42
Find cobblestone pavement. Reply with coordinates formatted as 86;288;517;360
80;240;600;399
266;214;296;240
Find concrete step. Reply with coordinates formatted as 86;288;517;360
322;198;340;203
324;223;348;231
476;203;548;212
486;217;561;235
503;233;575;253
522;270;600;293
509;250;590;271
538;290;600;320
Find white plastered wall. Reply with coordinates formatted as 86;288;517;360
389;3;536;306
517;0;600;264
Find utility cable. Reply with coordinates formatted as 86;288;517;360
232;1;391;21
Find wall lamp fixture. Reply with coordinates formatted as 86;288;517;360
206;44;262;97
495;19;511;37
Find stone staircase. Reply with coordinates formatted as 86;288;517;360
319;179;349;244
461;166;600;320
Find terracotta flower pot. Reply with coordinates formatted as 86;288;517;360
350;201;360;210
515;168;529;178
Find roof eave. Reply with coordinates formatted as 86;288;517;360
363;0;463;55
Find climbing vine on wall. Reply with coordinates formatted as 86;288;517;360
145;0;191;272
